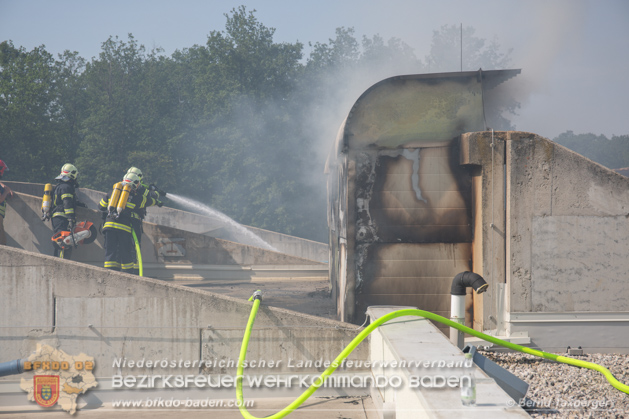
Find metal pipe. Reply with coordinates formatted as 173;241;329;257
0;359;25;377
450;294;466;349
450;272;489;348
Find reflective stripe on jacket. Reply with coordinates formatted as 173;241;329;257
99;185;159;233
51;181;76;220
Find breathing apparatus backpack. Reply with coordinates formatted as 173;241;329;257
41;183;54;221
107;182;133;217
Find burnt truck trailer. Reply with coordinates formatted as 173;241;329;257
326;69;520;334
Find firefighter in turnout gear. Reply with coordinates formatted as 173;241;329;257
50;164;85;259
125;167;164;273
125;167;165;241
99;172;160;274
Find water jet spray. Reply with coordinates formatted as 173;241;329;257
166;194;278;251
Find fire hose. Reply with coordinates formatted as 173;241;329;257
132;229;143;277
236;291;629;419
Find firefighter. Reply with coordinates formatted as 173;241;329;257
0;160;12;245
125;166;165;242
50;163;85;259
125;167;164;273
127;167;166;207
99;172;160;274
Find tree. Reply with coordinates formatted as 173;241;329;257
54;50;88;164
0;41;65;181
554;131;629;169
76;35;180;191
163;7;314;237
361;34;420;76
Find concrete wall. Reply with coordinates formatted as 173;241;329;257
461;131;629;351
3;182;328;263
3;191;323;276
459;133;507;333
505;133;629;313
0;246;367;380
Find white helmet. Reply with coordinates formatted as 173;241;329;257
127;167;143;180
122;172;141;191
56;163;79;181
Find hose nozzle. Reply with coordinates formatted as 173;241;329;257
248;290;262;302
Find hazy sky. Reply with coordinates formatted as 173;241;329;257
1;0;628;139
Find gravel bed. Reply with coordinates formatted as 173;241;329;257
480;350;629;418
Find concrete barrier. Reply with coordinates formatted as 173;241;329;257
3;191;324;279
367;307;529;418
460;131;629;352
3;182;328;262
0;246;367;381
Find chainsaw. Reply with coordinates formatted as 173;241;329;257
51;221;98;249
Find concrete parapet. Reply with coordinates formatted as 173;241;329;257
3;182;328;262
460;131;629;351
3;191;324;274
0;247;367;381
367;306;529;418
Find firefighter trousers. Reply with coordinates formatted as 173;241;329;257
51;216;73;259
103;228;135;273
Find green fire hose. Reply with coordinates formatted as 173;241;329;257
132;229;143;277
237;291;629;419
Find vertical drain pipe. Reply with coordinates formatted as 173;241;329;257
450;292;466;349
450;272;489;349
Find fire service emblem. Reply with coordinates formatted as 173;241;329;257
34;375;60;407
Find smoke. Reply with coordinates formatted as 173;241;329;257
291;46;423;241
507;0;587;108
298;45;422;185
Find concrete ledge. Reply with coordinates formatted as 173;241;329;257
506;311;629;353
142;263;328;281
3;182;329;262
0;247;367;380
3;191;326;270
367;306;529;418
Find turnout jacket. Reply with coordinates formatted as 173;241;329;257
130;185;161;230
99;187;160;233
51;180;79;221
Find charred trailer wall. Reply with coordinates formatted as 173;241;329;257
327;70;520;333
352;144;474;334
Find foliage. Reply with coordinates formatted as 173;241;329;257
553;131;629;169
0;41;68;179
